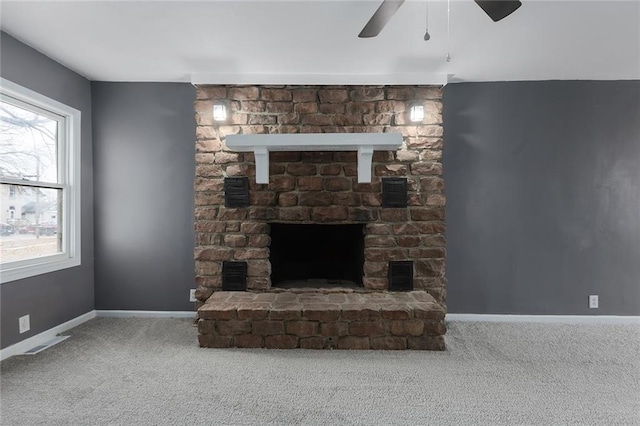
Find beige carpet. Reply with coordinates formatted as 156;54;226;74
1;317;639;425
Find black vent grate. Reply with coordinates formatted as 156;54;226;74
382;178;408;208
222;261;247;291
388;261;413;291
224;177;249;208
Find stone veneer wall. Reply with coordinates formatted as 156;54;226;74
193;85;446;307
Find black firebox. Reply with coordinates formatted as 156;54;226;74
270;223;365;288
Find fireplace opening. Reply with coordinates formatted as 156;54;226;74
269;223;365;288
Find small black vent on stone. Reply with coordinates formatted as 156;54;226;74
224;177;249;208
388;261;413;291
222;261;247;291
382;178;408;208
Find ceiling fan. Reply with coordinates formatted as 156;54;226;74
358;0;522;38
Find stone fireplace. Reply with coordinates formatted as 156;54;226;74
193;85;447;350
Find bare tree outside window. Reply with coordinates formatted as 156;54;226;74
0;99;63;263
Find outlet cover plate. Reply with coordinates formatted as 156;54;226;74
589;295;599;309
189;289;197;302
19;314;30;334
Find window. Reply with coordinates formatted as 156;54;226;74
0;78;81;283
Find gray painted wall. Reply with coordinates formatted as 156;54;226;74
444;81;640;315
0;32;94;349
92;82;196;311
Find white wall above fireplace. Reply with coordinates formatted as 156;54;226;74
225;133;402;184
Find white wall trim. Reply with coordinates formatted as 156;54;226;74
0;310;96;361
446;314;640;325
95;310;196;319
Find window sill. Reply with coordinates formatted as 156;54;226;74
0;255;81;284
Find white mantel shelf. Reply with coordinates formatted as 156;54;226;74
225;133;402;184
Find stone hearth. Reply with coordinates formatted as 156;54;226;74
199;290;445;350
193;84;446;350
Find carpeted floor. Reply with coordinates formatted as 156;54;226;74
1;318;639;425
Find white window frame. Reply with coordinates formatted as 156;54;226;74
0;78;81;283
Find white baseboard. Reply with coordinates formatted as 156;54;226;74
446;314;640;325
95;310;196;319
0;310;96;361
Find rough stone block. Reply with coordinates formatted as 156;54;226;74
224;235;247;247
293;102;318;114
397;236;421;247
199;304;237;320
298;177;324;191
292;89;318;103
261;89;292;102
195;192;225;207
417;125;444;137
416;259;446;277
237;306;270;320
320;322;349;337
337;336;370;350
300;192;333;206
320;164;342;176
350;88;384;102
380;304;412;320
390;320;425;337
324;177;351;191
311;206;349;222
195;286;214;302
362;278;388;290
349;208;378;222
319;89;349;103
217;320;252;335
234;334;264;348
303;305;341;321
247;261;270;277
409;208;444;221
228;87;259;100
198;334;233;348
426;194;446;206
332;193;361;206
374;164;407;176
318;103;346;115
197;319;216;334
410;162;443;175
286;321;318;337
269;307;302;320
409;248;446;259
299;337;325;349
301;152;334;163
265;102;293;114
302;114;333;126
371;336;407;350
217;208;248;221
233;248;269;262
264;335;298;349
341;306;381;321
288;164;318;176
349;321;385;337
423;320;447;336
252;320;284;336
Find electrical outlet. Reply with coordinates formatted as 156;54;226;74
189;289;197;302
19;315;30;334
589;295;599;309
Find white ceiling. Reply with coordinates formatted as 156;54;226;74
1;0;639;84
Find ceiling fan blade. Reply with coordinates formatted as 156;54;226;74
474;0;522;22
358;0;406;38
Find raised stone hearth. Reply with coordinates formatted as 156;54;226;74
198;290;445;350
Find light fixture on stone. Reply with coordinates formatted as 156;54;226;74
213;103;227;121
410;105;425;122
